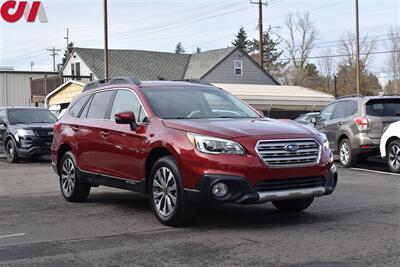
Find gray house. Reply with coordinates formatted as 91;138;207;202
61;47;279;85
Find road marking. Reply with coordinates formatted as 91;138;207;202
345;167;400;176
0;233;26;239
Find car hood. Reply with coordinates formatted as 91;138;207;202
10;123;54;130
163;118;316;139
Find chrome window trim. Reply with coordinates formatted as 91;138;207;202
66;87;150;125
254;138;322;168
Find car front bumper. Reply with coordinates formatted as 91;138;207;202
185;164;338;204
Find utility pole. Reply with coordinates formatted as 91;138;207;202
30;61;34;71
355;0;361;95
103;0;109;80
47;47;61;72
250;0;268;67
334;75;338;98
64;28;69;48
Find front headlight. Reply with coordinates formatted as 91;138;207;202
187;133;245;155
17;129;35;136
320;133;330;151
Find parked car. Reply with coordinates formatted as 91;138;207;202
0;107;57;163
380;121;400;172
51;78;338;226
314;95;400;167
294;112;319;126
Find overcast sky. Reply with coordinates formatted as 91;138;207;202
0;0;398;82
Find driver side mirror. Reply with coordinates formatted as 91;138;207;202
115;111;138;131
310;116;320;126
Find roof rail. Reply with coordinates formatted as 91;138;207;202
83;77;140;92
174;79;212;86
336;94;364;100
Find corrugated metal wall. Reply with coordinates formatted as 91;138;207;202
0;71;58;106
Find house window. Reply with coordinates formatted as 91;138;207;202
75;62;81;77
234;60;243;76
71;63;75;76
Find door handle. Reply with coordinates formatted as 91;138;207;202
100;130;110;137
72;126;79;132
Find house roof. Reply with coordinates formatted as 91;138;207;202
75;48;191;80
72;47;277;83
184;47;236;79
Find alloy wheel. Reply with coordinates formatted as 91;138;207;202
6;142;14;161
340;142;350;165
152;167;177;217
61;158;76;197
388;144;400;170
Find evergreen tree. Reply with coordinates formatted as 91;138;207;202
62;42;74;66
175;42;185;54
231;26;251;51
195;47;201;54
250;26;286;72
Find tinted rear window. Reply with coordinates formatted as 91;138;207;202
366;99;400;117
87;91;114;119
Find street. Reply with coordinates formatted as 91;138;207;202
0;158;399;267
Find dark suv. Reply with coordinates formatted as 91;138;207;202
0;107;57;163
315;95;400;167
51;78;337;226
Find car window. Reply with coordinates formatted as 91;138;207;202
79;95;93;118
366;99;400;117
86;91;114;119
0;109;5;121
69;95;90;118
332;101;357;120
319;103;336;122
109;90;147;122
8;109;57;125
143;87;259;119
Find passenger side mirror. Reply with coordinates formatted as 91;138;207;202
115;111;138;131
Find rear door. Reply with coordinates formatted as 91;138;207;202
101;89;149;181
364;98;400;140
78;90;115;174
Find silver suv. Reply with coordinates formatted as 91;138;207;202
314;95;400;167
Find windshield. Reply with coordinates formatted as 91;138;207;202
366;99;400;117
143;87;260;119
8;109;57;125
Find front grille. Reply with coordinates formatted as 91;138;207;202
255;176;325;192
33;129;53;137
256;139;320;166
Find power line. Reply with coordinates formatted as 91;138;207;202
280;50;400;62
47;47;62;72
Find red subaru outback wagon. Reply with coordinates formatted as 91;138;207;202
51;78;337;226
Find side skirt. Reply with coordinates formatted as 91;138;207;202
78;169;147;194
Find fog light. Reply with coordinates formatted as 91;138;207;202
212;183;229;198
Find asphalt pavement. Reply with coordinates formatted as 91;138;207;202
0;158;399;267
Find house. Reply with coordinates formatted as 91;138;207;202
0;69;58;106
61;47;280;85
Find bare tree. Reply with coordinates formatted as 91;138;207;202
318;48;335;78
281;13;319;85
338;32;376;71
283;13;319;69
385;26;400;94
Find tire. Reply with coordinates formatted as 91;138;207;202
5;139;19;163
339;139;357;168
272;197;314;212
149;156;192;226
59;151;90;202
387;139;400;173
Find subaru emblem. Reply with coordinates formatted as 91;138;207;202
285;144;298;152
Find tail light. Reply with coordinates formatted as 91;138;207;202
354;117;369;131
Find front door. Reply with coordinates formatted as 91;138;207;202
100;89;149;182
